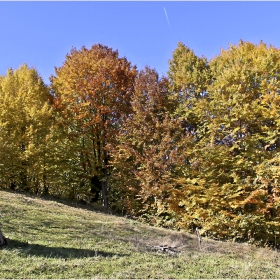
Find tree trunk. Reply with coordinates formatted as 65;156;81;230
0;229;8;246
101;181;108;210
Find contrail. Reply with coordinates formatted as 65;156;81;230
164;7;171;31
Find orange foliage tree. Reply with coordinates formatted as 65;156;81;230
109;67;190;225
51;44;137;204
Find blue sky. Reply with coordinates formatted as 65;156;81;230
1;1;280;85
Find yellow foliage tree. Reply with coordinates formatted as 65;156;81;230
168;41;280;245
0;64;54;193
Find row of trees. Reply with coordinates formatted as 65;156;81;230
1;41;280;246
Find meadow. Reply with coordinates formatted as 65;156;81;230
0;190;279;279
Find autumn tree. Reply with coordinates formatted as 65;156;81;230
168;42;211;135
50;44;137;205
169;41;280;244
201;41;280;243
109;67;190;225
0;64;54;193
165;43;212;231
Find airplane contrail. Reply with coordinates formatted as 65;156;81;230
164;7;171;31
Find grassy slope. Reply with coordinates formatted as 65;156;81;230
0;190;279;279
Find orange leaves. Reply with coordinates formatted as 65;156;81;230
50;44;137;189
243;189;267;205
109;67;186;219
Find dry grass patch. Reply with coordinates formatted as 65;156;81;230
0;189;279;279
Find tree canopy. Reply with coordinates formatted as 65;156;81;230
50;44;137;204
0;64;53;193
1;41;280;246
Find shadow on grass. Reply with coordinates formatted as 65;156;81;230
1;239;129;259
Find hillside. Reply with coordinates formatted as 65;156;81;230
0;190;279;279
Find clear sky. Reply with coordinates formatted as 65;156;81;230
1;1;280;85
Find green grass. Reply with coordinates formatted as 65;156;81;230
0;190;279;279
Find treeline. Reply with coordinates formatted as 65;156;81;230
1;41;280;246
